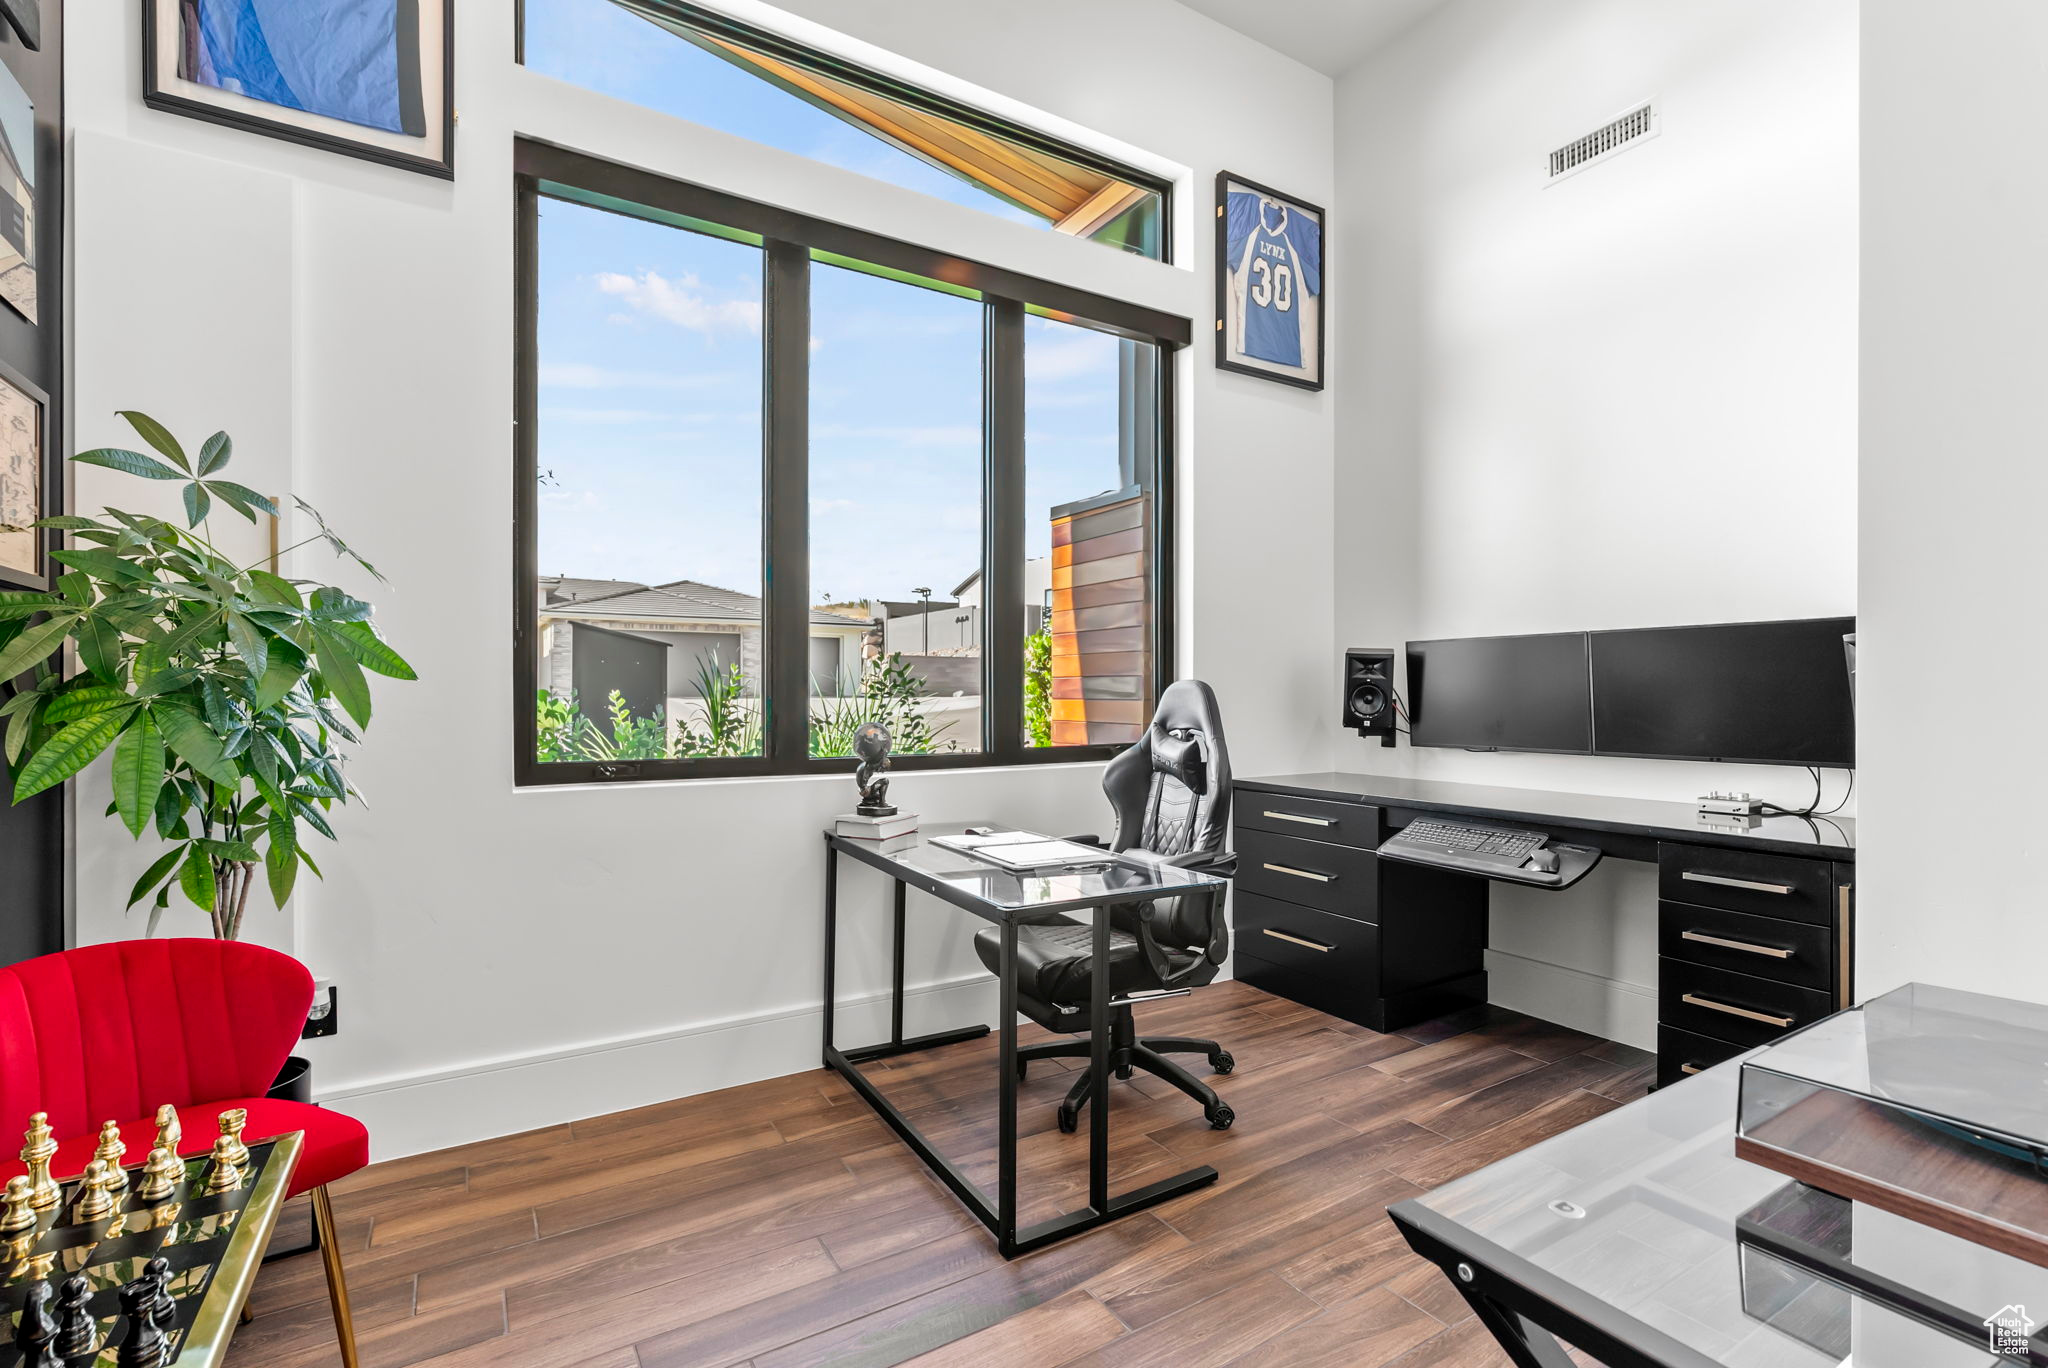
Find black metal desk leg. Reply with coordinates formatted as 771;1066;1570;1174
1456;1281;1578;1368
997;920;1018;1253
891;879;907;1046
822;839;838;1061
1089;906;1110;1214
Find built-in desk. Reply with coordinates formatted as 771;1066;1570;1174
1233;773;1855;1085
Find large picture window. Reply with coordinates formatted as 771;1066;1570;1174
515;142;1182;784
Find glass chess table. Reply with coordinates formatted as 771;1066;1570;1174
2;1131;301;1366
1391;1056;2048;1367
823;822;1232;1258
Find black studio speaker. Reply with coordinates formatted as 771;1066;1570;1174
1343;648;1398;746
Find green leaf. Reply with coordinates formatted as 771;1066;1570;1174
200;679;237;734
49;547;152;583
55;573;93;607
111;711;166;838
152;703;240;787
309;588;371;623
42;685;134;724
126;845;186;909
76;617;123;685
246;570;304;608
153;782;188;839
205;481;277;523
34;515;104;531
196;837;261;862
252;645;306;712
12;708;132;799
72;447;184;481
197;431;232;476
265;811;298;906
158;609;224;661
0;614;77;684
312;630;373;728
182;481;211;528
118;412;191;470
291;797;336;841
3;695;41;765
225;611;269;676
177;846;216;913
327;620;417;680
0;591;65;620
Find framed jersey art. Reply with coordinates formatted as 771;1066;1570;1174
1215;173;1323;390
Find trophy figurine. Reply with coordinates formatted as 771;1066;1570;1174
853;722;896;817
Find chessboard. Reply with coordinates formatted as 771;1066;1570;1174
1;1140;282;1367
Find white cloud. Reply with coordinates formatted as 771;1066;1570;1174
539;361;738;391
595;270;762;337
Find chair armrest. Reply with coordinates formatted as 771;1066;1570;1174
1159;849;1236;878
1062;833;1107;848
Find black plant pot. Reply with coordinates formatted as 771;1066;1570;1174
268;1054;313;1103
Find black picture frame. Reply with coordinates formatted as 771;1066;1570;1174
1214;171;1325;391
0;349;48;591
142;0;455;180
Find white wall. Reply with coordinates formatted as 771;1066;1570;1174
65;2;1335;1157
1330;0;1859;1045
1855;0;2048;1002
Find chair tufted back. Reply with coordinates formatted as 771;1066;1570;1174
0;940;314;1139
1102;679;1234;956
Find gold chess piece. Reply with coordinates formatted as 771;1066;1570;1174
136;1146;183;1203
1;1173;37;1235
153;1103;182;1156
203;1137;244;1194
216;1107;251;1169
93;1120;129;1194
74;1159;118;1221
20;1111;60;1210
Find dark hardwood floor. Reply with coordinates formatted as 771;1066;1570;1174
228;981;1653;1368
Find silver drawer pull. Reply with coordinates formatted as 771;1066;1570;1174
1682;930;1792;960
1263;862;1334;883
1680;1063;1704;1076
1682;993;1792;1028
1262;928;1334;953
1682;871;1794;896
1264;810;1335;827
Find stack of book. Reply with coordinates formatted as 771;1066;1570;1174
834;811;918;842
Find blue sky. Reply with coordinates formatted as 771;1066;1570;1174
527;0;1134;607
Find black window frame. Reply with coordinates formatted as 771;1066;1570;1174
514;0;1174;264
513;139;1185;787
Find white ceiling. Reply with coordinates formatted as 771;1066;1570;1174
1178;0;1447;76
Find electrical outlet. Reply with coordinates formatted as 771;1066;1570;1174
303;979;339;1039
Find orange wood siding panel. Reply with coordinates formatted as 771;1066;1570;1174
1046;492;1153;746
1067;526;1145;564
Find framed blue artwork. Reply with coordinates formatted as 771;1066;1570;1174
144;0;453;179
1215;172;1324;391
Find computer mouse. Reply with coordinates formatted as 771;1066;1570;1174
1525;848;1561;875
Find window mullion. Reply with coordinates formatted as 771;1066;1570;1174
985;299;1026;765
764;240;812;771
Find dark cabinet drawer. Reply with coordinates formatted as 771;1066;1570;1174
1658;1023;1747;1086
1233;891;1380;1014
1237;828;1376;920
1658;844;1834;927
1658;902;1832;993
1660;959;1833;1049
1236;793;1379;850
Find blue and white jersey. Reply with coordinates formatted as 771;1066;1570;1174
1226;192;1322;369
185;0;417;136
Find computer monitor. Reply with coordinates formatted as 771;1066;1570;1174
1406;633;1593;754
1590;617;1856;767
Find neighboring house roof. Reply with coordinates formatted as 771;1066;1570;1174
950;570;981;599
539;577;864;630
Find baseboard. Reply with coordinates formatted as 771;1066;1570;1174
318;973;999;1162
1483;948;1657;1052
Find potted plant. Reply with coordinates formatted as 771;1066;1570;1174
0;412;415;941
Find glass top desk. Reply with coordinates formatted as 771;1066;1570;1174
1390;1056;2048;1367
822;823;1230;1258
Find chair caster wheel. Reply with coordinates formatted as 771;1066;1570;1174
1057;1105;1079;1134
1206;1104;1235;1130
1210;1050;1235;1075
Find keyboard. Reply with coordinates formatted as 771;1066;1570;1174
1378;817;1559;882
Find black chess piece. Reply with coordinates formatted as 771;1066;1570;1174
12;1278;57;1367
52;1274;95;1363
143;1256;176;1331
113;1279;167;1368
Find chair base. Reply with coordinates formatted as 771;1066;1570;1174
1016;1005;1236;1133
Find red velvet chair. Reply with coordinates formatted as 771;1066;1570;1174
0;939;363;1367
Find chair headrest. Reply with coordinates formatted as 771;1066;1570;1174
1153;729;1207;795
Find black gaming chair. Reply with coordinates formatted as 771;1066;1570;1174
971;679;1239;1132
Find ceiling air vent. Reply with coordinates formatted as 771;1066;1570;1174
1548;102;1657;182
